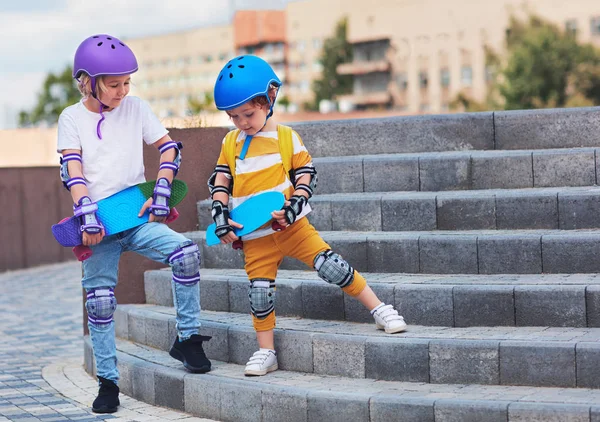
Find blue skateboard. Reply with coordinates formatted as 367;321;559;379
52;179;188;260
206;191;285;246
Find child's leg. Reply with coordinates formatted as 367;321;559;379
240;234;283;375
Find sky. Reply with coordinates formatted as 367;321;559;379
0;0;292;129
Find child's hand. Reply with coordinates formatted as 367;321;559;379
219;219;243;244
271;201;290;228
138;197;167;223
82;229;105;246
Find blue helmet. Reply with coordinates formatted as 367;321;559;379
214;55;282;110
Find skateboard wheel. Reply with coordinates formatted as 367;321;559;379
166;207;179;223
73;245;92;261
272;221;286;231
232;240;243;250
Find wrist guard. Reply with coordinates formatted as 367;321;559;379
149;178;171;217
283;195;307;225
73;196;103;234
211;200;233;238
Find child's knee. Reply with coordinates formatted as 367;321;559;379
168;240;200;286
249;278;275;320
86;288;117;328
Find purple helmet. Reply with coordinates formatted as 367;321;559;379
73;34;138;79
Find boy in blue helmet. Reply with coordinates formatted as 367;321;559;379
208;55;407;376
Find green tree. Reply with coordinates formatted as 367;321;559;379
186;92;214;115
310;17;353;109
19;66;80;127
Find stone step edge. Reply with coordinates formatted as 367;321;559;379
84;336;600;422
144;268;600;328
114;305;600;389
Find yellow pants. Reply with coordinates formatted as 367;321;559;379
242;217;367;331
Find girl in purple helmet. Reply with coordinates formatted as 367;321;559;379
57;34;211;414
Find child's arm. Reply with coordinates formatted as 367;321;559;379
271;173;312;227
210;172;242;244
60;149;105;246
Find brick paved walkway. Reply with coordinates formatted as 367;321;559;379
0;263;214;422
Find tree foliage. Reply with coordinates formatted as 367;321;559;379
186;92;214;115
18;66;81;127
310;17;353;109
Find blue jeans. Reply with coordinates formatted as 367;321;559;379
82;222;201;383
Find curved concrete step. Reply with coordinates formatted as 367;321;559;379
145;269;600;328
114;305;600;389
188;229;600;275
85;336;600;422
198;186;600;232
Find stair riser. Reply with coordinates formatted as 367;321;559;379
145;273;600;328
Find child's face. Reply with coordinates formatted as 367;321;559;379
226;102;268;136
98;75;131;109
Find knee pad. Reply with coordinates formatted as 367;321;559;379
86;288;117;326
248;278;275;319
168;241;200;285
313;250;354;288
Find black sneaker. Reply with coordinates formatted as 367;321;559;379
169;334;212;373
92;376;119;413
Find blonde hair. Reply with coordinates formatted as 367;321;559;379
77;74;108;98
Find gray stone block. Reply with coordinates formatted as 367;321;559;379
197;199;213;230
262;386;308;422
114;305;131;340
228;280;249;314
381;194;437;231
199;235;245;269
144;270;173;306
395;284;454;326
366;234;420;273
592;406;600;422
453;285;515;327
419;235;478;274
370;396;435;422
533;149;595;187
365;338;429;382
313;334;366;378
364;155;419;192
500;341;576;387
276;279;304;317
471;151;533;189
587;286;600;328
495;191;558;229
436;195;496;230
419;155;471;191
434;399;509;422
559;190;600;229
509;402;591;422
542;233;600;273
154;367;185;411
430;340;500;385
312;157;364;194
307;391;369;422
274;329;314;373
515;285;586;327
184;374;221;420
296;112;494;157
84;337;94;377
200;321;229;362
227;326;258;365
131;360;156;405
478;235;542;274
301;282;344;321
306;200;332;231
576;342;600;388
145;312;171;351
220;379;262;422
494;107;600;150
116;352;134;396
127;308;146;344
200;277;229;312
345;283;394;323
331;198;382;231
321;236;368;273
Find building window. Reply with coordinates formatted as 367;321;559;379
485;65;495;83
313;38;322;50
565;19;578;37
419;71;428;88
440;68;450;87
591;17;600;36
461;66;473;86
396;72;408;91
265;44;274;54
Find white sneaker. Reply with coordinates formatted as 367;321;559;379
372;304;407;334
244;349;278;376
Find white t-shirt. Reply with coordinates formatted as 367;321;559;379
57;96;168;202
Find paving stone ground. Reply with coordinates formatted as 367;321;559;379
0;262;214;422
